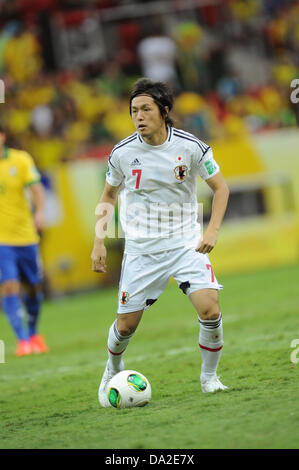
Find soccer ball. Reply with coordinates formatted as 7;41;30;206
107;370;151;409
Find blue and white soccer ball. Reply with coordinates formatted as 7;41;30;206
107;370;152;409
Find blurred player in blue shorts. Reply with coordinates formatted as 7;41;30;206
0;126;49;356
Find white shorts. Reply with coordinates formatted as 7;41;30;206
117;246;222;314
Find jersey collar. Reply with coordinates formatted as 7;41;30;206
137;126;173;146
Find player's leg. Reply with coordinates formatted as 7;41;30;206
0;245;31;355
99;252;169;407
22;283;48;353
107;309;144;371
99;309;144;407
172;247;228;392
106;252;167;373
18;244;48;353
189;288;227;392
1;280;28;339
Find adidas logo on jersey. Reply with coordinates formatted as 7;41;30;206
130;158;141;166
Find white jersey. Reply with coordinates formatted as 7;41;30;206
106;127;219;254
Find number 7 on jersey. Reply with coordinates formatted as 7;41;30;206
132;169;142;189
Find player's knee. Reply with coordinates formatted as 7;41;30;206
117;324;137;337
117;310;143;337
199;306;220;321
24;283;42;298
206;311;221;321
117;317;138;336
1;280;20;296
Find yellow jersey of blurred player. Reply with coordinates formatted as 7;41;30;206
0;126;49;356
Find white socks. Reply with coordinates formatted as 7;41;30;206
107;320;133;371
107;315;223;380
198;313;223;381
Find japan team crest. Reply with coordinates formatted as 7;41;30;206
174;165;188;181
120;291;130;305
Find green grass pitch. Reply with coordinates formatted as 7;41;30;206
1;264;299;449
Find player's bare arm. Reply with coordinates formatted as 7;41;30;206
29;182;45;232
91;181;121;273
196;172;229;254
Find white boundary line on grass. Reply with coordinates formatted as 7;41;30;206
1;345;195;382
1;316;240;382
1;330;287;382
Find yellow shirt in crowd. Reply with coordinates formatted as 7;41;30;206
0;147;41;245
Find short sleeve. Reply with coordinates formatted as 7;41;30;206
106;151;124;187
197;147;220;180
22;152;41;186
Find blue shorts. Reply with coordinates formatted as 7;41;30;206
0;244;42;286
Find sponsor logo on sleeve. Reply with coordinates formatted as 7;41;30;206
204;160;215;175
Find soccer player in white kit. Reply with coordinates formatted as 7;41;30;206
91;78;230;406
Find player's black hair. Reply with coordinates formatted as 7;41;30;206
0;124;21;148
129;78;174;127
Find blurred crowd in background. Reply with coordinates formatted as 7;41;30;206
0;0;298;173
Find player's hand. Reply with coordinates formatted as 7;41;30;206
34;210;45;232
91;241;107;273
195;229;218;254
